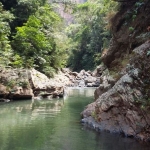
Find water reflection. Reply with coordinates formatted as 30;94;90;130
64;87;96;98
0;88;150;150
0;98;65;118
0;98;65;150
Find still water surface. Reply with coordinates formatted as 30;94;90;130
0;88;150;150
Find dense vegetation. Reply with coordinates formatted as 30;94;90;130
66;0;117;71
0;0;117;75
0;0;67;76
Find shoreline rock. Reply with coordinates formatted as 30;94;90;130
0;67;101;102
81;41;150;142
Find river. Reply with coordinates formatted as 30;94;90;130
0;88;149;150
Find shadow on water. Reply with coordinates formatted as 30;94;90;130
0;87;150;150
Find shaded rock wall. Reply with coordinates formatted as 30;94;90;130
102;0;150;68
81;41;150;141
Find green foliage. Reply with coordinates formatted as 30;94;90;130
18;81;29;88
66;0;117;71
124;0;145;24
134;1;144;8
6;79;16;89
0;0;69;77
9;0;47;32
11;54;24;68
0;2;14;67
6;79;29;90
12;4;67;75
147;50;150;57
0;0;118;76
129;26;134;32
42;66;56;78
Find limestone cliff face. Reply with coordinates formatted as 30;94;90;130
81;0;150;141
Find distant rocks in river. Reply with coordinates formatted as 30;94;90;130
62;68;101;87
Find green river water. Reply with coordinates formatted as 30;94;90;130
0;88;149;150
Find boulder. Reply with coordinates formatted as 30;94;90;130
0;68;33;101
0;68;70;100
29;69;69;98
86;83;94;87
70;71;78;77
81;41;150;141
85;76;97;84
0;84;7;94
79;80;85;87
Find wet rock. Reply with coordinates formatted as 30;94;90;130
0;66;102;101
0;68;33;101
0;84;7;94
0;98;10;102
63;69;101;87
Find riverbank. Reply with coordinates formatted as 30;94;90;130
0;88;150;150
0;67;101;102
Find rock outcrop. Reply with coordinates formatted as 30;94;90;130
81;0;150;141
0;68;33;100
62;68;100;87
101;0;150;68
81;41;150;141
0;67;101;102
0;68;67;101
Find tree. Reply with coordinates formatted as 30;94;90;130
1;0;47;34
0;2;14;66
12;4;67;76
66;0;118;71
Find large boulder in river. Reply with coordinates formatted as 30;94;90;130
0;84;7;94
0;68;33;100
85;76;97;83
0;68;72;101
81;41;150;141
29;69;71;98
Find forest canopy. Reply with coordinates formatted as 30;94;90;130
66;0;118;71
0;0;68;77
0;0;118;75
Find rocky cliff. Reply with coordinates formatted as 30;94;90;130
81;0;150;141
102;0;150;68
